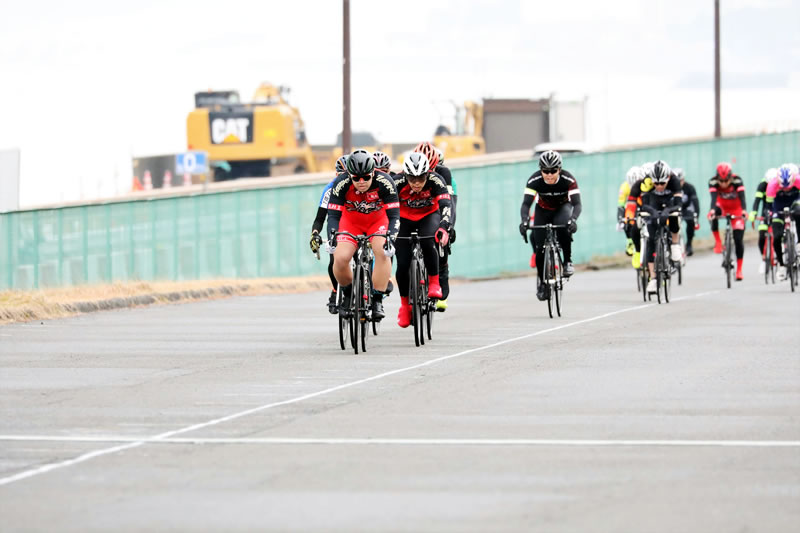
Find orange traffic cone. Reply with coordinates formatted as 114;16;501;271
143;170;153;190
163;170;173;189
132;175;143;191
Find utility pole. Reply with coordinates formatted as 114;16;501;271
714;0;721;137
342;0;352;154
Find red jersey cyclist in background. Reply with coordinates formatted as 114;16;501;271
708;162;747;281
393;152;453;328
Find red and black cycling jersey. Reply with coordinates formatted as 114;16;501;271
520;169;582;220
326;171;400;238
708;174;746;211
393;172;453;230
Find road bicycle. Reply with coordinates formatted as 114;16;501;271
715;214;746;289
334;231;386;354
760;215;777;285
396;232;441;346
779;207;799;292
528;223;567;318
641;207;679;304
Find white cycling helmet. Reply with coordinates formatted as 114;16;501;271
625;166;643;186
641;161;655;179
764;167;779;181
403;152;430;177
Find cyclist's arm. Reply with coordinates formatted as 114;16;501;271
735;177;747;212
688;182;700;214
751;181;767;214
624;181;642;220
708;178;718;210
520;175;537;221
569;191;583;220
312;206;327;234
326;177;350;240
376;173;401;239
429;175;453;230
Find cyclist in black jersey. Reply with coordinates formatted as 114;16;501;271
310;155;348;313
519;150;581;301
750;168;778;273
676;168;700;256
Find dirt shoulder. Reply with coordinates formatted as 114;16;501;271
0;277;331;325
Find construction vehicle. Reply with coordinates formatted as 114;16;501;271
187;83;318;181
433;100;486;160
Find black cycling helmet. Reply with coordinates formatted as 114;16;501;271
538;149;562;171
346;149;375;176
652;160;672;184
373;151;391;171
335;155;348;174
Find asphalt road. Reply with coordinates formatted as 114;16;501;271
1;250;798;532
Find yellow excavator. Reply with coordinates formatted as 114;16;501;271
433;100;486;160
187;83;318;181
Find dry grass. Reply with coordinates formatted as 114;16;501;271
0;276;331;325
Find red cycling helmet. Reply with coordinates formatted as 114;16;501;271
716;162;732;180
413;141;440;170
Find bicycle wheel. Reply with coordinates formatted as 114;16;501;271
641;268;649;302
554;248;563;317
360;267;369;352
337;289;348;351
409;257;422;347
676;260;682;286
788;233;797;293
544;247;554;318
763;234;771;285
352;264;362;355
417;259;426;346
636;268;641;292
724;230;732;289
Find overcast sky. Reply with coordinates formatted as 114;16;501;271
1;0;798;206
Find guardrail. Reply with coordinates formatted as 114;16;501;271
1;131;797;289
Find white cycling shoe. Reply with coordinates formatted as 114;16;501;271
670;244;683;262
646;279;657;293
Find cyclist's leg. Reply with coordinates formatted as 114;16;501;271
366;218;391;292
394;218;414;327
684;214;695;252
772;218;785;266
417;212;442;297
531;205;553;283
711;205;723;251
646;218;658;279
667;211;682;259
552;203;573;257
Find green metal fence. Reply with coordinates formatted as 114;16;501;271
1;131;798;290
452;130;800;277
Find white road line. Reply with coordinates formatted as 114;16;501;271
0;290;717;488
1;435;797;447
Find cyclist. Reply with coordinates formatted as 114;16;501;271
618;166;643;258
750;167;778;273
625;160;682;293
519;149;581;301
676;168;700;256
373;151;392;175
414;142;458;311
326;149;400;320
310;155;348;313
708;161;747;280
761;163;800;280
393;152;453;328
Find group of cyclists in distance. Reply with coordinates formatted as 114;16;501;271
309;142;800;332
615;159;800;290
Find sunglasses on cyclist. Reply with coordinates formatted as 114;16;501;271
541;168;560;175
350;173;373;182
407;174;428;183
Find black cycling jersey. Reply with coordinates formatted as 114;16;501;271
751;179;768;213
520;169;582;221
628;174;682;210
680;180;700;217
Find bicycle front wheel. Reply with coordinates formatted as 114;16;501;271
724;229;733;289
338;290;348;351
544;247;554;318
410;258;422;347
352;264;362;355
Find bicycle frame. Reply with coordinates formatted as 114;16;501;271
530;223;567;317
396;232;439;346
